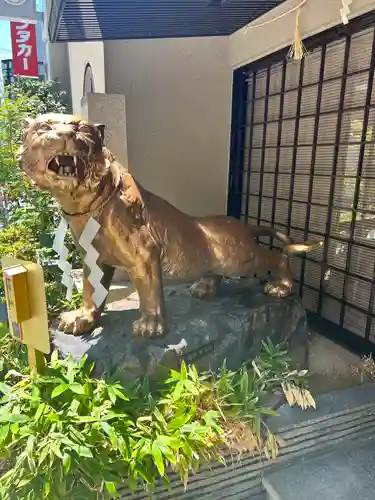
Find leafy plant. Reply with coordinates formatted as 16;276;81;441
0;223;81;315
45;281;82;317
6;77;69;116
0;326;28;381
0;78;82;314
0;340;315;499
0;355;223;499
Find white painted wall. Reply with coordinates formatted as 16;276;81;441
59;0;375;218
229;0;375;69
104;37;232;217
67;42;106;114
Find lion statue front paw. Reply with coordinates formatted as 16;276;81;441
132;313;165;338
58;308;99;335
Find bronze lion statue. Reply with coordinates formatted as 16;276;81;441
18;114;322;338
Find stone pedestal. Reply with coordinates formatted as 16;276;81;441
51;279;309;382
81;92;128;169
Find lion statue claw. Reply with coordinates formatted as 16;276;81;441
18;114;323;338
132;314;166;338
58;308;99;336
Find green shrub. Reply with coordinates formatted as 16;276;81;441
0;340;314;499
6;77;68;116
0;78;81;315
0;222;81;315
0;326;28;381
0;223;39;262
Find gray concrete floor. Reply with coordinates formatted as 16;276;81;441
291;332;371;395
264;437;375;500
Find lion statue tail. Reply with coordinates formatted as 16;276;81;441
249;226;323;255
284;240;324;255
249;226;293;245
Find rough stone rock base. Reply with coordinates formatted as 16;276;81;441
51;279;309;383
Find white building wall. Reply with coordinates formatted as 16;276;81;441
103;37;232;217
67;42;106;114
229;0;375;69
52;0;375;217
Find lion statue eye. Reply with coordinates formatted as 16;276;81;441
38;122;52;133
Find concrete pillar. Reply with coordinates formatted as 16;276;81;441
81;93;128;170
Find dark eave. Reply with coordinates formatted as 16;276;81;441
49;0;286;42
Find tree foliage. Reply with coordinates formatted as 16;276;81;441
7;77;68;115
0;77;80;312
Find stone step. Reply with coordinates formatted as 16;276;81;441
71;268;133;303
119;383;375;499
262;436;375;500
106;281;133;303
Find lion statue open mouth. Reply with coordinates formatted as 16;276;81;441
18;113;108;198
18;113;322;338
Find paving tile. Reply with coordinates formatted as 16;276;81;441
331;382;375;411
268;382;375;432
345;437;375;480
263;445;375;500
267;393;340;432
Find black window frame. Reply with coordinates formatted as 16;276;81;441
227;10;375;356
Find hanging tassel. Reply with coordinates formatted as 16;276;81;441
340;0;353;25
288;7;307;61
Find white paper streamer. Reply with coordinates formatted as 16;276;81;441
78;217;108;308
52;217;74;300
340;0;352;25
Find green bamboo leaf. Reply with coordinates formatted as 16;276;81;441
75;446;93;458
0;382;12;395
180;361;187;380
62;453;71;474
68;399;80;415
240;370;249;396
0;410;28;423
43;480;51;499
38;446;50;467
0;424;9;443
173;381;183;400
51;384;69;399
74;416;96;423
51;442;63;459
157;442;176;464
10;423;19;435
142;375;150;396
156;435;181;449
113;387;129;401
78;354;88;369
182;441;193;460
202;410;220;427
107;386;117;405
69;383;86;395
181;422;206;432
153;407;167;426
33;403;45;423
151;441;165;476
260;408;280;416
182;380;199;395
105;481;117;495
51;350;59;363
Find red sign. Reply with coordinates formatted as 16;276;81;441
10;22;38;78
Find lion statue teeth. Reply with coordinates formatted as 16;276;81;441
17;113;323;338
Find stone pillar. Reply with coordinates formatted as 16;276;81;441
81;93;128;170
80;93;130;284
